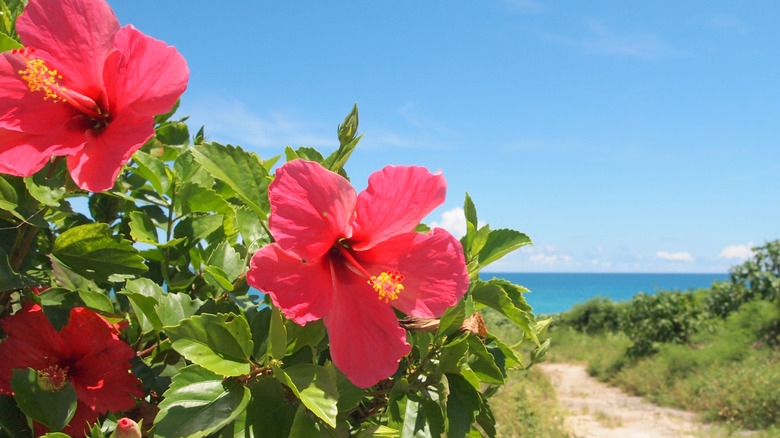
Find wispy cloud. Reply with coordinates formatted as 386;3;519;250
501;0;543;14
657;251;694;262
719;242;754;260
703;14;748;35
182;98;335;150
361;102;461;151
579;19;682;59
544;19;683;60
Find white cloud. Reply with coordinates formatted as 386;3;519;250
719;243;754;260
430;207;468;239
656;251;694;262
429;207;487;239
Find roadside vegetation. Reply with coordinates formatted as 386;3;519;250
547;240;780;434
485;240;780;436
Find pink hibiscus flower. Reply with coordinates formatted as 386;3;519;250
0;304;143;436
247;159;469;388
0;0;189;192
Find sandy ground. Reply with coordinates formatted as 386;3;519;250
537;362;716;438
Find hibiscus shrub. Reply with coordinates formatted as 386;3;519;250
0;0;549;437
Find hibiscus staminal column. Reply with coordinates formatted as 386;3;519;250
37;364;70;391
248;159;469;388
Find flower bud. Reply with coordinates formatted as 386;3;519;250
113;418;141;438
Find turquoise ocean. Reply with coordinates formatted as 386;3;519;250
482;273;731;315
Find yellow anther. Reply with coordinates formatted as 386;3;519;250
369;271;404;303
18;58;66;103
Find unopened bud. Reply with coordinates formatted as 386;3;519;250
113;418;141;438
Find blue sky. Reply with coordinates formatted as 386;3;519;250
109;1;780;273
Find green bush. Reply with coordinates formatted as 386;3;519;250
622;291;701;358
554;296;625;333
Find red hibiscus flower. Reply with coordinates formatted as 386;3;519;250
247;159;469;388
0;0;189;192
0;304;143;436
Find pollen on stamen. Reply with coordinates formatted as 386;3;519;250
18;58;66;103
369;271;404;303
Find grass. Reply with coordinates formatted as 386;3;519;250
490;367;570;438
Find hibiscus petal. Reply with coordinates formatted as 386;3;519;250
247;243;334;325
0;304;64;394
268;159;356;261
103;25;189;117
359;228;469;318
0;52;77;134
16;0;119;91
351;165;447;250
58;400;100;438
67;113;154;191
324;272;411;388
60;308;142;414
0;128;84;177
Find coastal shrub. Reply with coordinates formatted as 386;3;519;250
622;291;701;357
730;240;780;303
554;296;625;333
702;280;749;319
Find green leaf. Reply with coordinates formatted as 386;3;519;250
235;206;268;252
268;307;287;360
132;150;171;196
463;193;478;230
77;289;114;314
474;229;531;273
11;368;77;433
437;298;467;338
176;183;233;216
203;265;234;291
173;214;224;247
247;377;296;438
0;394;33;438
128;211;159;244
165;313;253;377
288;405;320;437
190;143;271;220
439;335;469;374
466;336;504;384
445;373;481;438
0;32;22;51
273;363;339;428
51;223;148;282
173;149;214;188
24;160;68;207
402;396;441;438
154;365;251;438
155;292;202;328
207;241;244;282
120;278;164;333
156;121;190;146
0;247;25;291
356;425;400;437
472;279;539;346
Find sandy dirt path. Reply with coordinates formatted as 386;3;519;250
537;362;714;438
